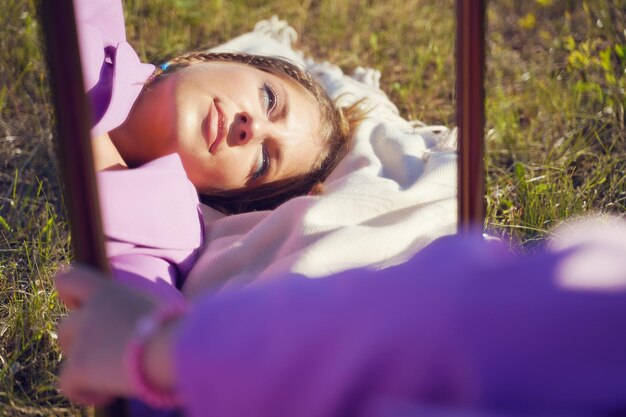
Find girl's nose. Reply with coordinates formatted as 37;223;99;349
233;112;259;145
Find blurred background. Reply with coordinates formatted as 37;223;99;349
1;0;624;415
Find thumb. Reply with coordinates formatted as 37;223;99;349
55;265;110;309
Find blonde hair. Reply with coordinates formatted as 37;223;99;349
149;52;367;213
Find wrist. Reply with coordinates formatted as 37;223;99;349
124;303;187;409
142;317;180;393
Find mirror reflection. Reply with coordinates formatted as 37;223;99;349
81;0;458;299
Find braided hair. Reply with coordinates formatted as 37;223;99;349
148;52;364;214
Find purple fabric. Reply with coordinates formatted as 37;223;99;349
74;0;155;137
175;233;626;416
98;155;203;299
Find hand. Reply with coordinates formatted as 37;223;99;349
56;266;158;405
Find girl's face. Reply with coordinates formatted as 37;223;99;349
117;62;323;193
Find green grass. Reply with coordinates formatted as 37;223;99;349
1;0;80;414
1;0;624;414
485;0;625;245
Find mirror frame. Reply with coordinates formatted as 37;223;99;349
39;0;487;415
38;1;120;415
38;1;109;272
457;0;486;233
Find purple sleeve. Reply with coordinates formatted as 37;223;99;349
174;232;626;416
74;0;154;136
98;155;203;302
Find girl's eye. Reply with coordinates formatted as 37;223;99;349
252;145;270;180
261;83;278;115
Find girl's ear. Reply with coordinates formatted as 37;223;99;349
308;182;324;196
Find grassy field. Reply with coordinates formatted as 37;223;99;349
1;0;624;415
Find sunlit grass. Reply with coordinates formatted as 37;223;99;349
1;0;624;414
484;0;625;245
0;180;75;415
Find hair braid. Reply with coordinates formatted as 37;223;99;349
150;52;318;92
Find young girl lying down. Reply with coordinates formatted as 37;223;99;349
77;0;364;299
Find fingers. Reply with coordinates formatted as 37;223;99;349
57;310;82;354
57;307;115;407
55;265;109;309
74;391;114;407
58;362;113;406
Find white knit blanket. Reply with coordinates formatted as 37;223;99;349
183;18;457;296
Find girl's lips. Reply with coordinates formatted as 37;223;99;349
208;100;225;154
